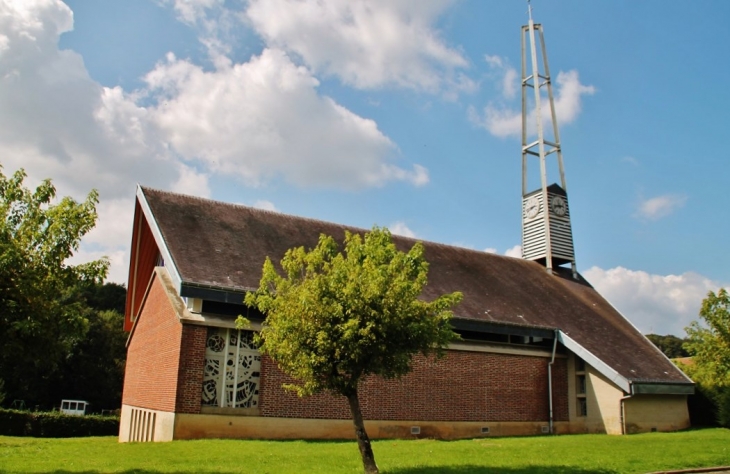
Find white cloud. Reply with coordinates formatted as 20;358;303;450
167;0;223;25
67;247;129;284
82;199;134;250
483;54;503;69
504;244;522;258
164;0;238;66
0;1;196;202
0;1;432;282
170;163;212;198
584;266;726;336
483;54;518;99
483;247;497;254
502;68;518;100
146;48;426;189
389;221;417;238
252;200;278;212
636;194;687;221
622;156;639;166
0;0;206;283
243;0;473;95
470;70;595;138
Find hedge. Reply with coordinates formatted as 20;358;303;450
0;408;119;437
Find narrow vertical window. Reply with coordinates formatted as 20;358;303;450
575;357;587;417
578;398;588;417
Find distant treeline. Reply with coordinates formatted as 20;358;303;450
645;333;690;359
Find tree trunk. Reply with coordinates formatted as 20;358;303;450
346;390;379;474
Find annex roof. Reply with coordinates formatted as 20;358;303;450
131;186;693;394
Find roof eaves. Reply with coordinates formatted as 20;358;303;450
179;282;254;304
630;381;695;395
137;185;184;294
452;317;556;339
558;330;631;393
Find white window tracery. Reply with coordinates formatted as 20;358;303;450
201;328;261;409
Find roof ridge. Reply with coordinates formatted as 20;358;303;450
139;185;511;260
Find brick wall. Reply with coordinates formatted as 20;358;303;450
176;325;207;414
125;279;570;423
260;351;569;422
122;273;183;412
551;357;569;421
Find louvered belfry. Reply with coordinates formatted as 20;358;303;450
520;5;577;277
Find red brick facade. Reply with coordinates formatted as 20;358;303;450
175;325;207;414
123;273;569;423
122;273;183;412
122;272;208;415
259;351;569;422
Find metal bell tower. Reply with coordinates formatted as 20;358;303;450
520;2;577;278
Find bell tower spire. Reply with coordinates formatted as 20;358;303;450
520;2;577;278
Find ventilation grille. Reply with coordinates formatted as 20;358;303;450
410;426;421;435
129;408;156;442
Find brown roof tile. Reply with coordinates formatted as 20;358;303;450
139;186;691;386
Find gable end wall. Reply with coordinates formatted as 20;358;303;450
122;271;184;412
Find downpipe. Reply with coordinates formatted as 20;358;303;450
548;329;558;434
620;390;633;435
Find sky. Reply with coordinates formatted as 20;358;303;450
1;0;728;337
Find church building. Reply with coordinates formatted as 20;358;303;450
118;12;693;443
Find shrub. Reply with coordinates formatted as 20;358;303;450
716;387;730;428
0;408;119;437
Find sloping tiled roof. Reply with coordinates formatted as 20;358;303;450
138;186;691;388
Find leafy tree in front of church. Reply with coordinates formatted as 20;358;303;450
244;227;462;474
0;166;108;408
684;288;730;427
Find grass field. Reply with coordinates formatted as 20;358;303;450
1;429;729;473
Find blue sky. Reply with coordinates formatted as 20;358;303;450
1;0;728;336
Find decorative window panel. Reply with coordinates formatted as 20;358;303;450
202;328;261;409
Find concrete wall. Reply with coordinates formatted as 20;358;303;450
173;413;567;440
564;355;690;435
566;355;626;434
623;395;690;434
582;365;625;434
119;404;176;442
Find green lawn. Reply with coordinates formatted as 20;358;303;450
1;429;729;474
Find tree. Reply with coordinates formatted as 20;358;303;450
684;288;730;427
646;334;689;359
53;282;128;411
244;228;462;474
0;166;108;408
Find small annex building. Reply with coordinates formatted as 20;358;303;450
119;186;693;443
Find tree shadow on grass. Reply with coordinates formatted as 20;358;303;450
386;466;617;474
23;467;617;474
